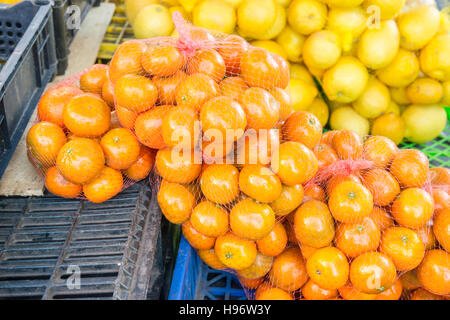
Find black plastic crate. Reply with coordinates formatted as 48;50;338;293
0;1;57;180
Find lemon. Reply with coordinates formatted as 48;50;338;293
179;0;202;12
443;81;450;105
326;0;364;8
390;87;411;105
384;100;402;116
237;0;276;39
327;7;366;53
307;98;329;126
223;0;243;8
437;8;450;35
251;40;288;60
303;30;342;70
402;104;447;143
377;49;420;88
330;106;370;137
277;27;306;63
362;0;405;20
125;0;159;26
406;78;444;105
353;77;391;119
133;4;174;39
329;101;347;112
288;0;328;35
397;5;440;51
323;56;369;103
420;34;450;82
160;0;181;5
371;113;405;144
169;5;191;20
289;78;319;111
275;0;291;6
257;4;287;40
357;20;399;70
193;0;236;34
289;63;315;85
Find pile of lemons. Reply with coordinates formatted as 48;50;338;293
126;0;449;145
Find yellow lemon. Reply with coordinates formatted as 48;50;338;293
223;0;244;8
133;4;174;39
257;4;287;40
160;0;181;5
357;20;400;70
384;100;402;116
289;78;319;111
353;77;391;119
251;40;288;60
179;0;202;12
420;34;450;82
322;56;369;103
442;81;450;105
377;49;420;88
288;0;328;35
277;27;306;63
406;78;444;105
397;5;440;50
303;30;342;70
193;0;236;34
437;8;450;35
362;0;405;20
237;0;276;39
307;98;330;126
330;106;370;137
390;87;411;105
125;0;159;26
326;0;364;8
402;104;447;144
289;63;315;85
327;7;366;53
371;113;405;145
308;65;326;78
275;0;292;6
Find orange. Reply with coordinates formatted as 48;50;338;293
219;76;248;101
218;34;249;76
300;244;319;260
417;226;437;250
375;278;403;300
155;148;202;184
380;226;425;272
328;181;373;223
236;129;279;167
254;281;274;299
141;44;184;77
269;247;309;292
190;201;229;238
430;167;450;186
108;40;146;83
271;53;290;89
27;121;67;168
80;64;108;95
153;71;187;105
256;288;294;300
268;87;293;121
369;206;394;231
240;47;280;89
338;282;377;300
230;198;275;240
307;247;349;290
302;280;338;300
56;138;105;184
200;164;239;204
214;232;257;270
161;106;200;149
390;149;429;188
182;220;215;250
362;136;398;168
313;143;339;170
45;166;81;198
325;173;361;196
285;221;298;244
410;288;445;300
349;252;397;294
124;147;155;181
236;252;273;280
238;276;263;289
400;269;421;290
134;105;172;149
303;184;326;202
186;28;215;43
433;208;450;252
197;248;227;270
362;168;400;206
102;79;115;108
391;188;434;229
320;130;337;146
175;73;220;111
272;141;318;186
157;180;195;224
432;189;450;215
417;249;450;295
256;222;287;257
331;130;363;160
114;74;158;113
282;111;322;149
335;217;381;258
270;184;304;216
239;165;282;203
115;104;137;129
63;94;111;137
100;128;141;170
83;166;123;203
37;85;83;127
202;138;233;163
239;87;280;130
294;200;335;248
187;49;226;83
